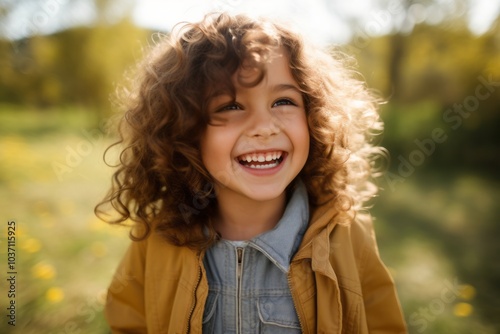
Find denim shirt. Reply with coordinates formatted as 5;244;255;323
202;181;309;333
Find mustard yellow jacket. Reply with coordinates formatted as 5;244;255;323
105;201;407;333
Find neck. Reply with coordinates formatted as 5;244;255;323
213;191;286;241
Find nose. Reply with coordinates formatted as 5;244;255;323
246;107;282;139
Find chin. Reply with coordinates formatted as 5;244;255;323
241;184;288;202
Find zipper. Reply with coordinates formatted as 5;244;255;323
236;247;244;334
185;253;203;334
288;266;305;333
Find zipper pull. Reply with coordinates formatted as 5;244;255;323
237;247;243;263
236;247;243;279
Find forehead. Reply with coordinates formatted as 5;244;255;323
234;48;294;88
204;47;297;105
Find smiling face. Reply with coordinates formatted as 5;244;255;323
200;48;310;205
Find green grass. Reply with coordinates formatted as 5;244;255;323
0;107;129;333
0;107;498;333
0;104;104;137
372;171;500;333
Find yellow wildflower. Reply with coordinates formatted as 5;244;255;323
46;287;64;303
453;302;473;317
32;262;56;280
21;238;42;253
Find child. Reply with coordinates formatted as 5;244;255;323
96;12;407;333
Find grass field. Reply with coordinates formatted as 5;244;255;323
0;107;130;333
0;107;498;333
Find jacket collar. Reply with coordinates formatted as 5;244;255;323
292;196;341;281
248;179;309;273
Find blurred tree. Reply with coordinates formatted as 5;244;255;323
0;0;135;39
348;9;500;171
347;5;500;329
379;0;470;99
0;0;148;118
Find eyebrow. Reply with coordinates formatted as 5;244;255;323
271;83;302;94
208;83;302;107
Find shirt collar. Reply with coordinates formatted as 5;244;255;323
248;179;309;273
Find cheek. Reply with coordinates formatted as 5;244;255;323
200;131;216;170
300;128;311;160
201;129;242;188
293;120;311;169
291;114;310;152
201;128;235;170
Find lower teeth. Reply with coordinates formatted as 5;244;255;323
248;161;279;169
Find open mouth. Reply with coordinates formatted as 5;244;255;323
237;151;285;169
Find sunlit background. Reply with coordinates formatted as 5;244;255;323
1;0;499;333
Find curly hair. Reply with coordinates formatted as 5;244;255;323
95;12;384;250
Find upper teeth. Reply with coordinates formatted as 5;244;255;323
239;151;282;162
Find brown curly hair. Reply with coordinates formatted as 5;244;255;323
95;12;384;250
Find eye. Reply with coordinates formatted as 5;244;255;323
272;98;297;107
217;102;242;112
